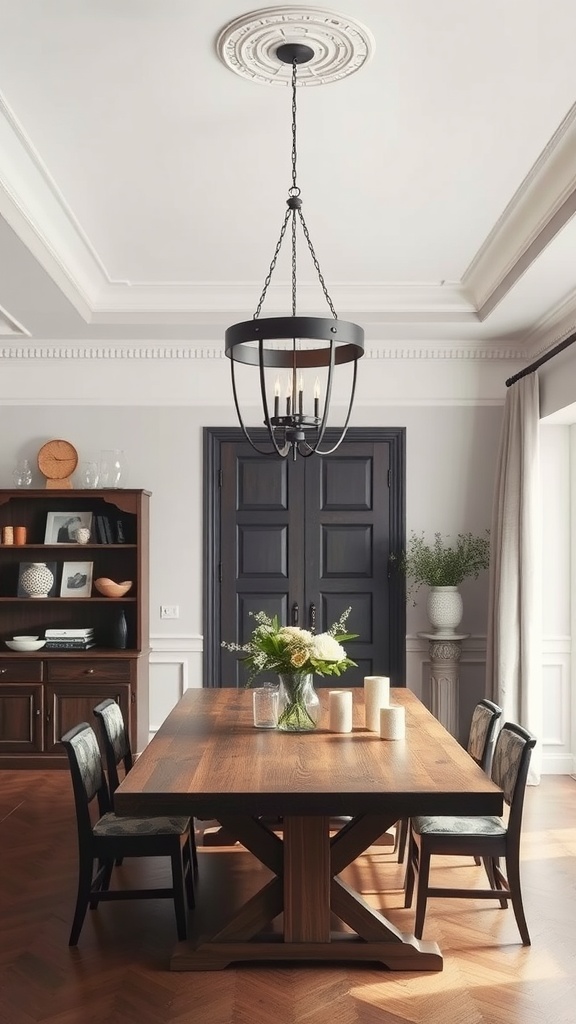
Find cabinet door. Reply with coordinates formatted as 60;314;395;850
0;684;43;752
45;683;131;753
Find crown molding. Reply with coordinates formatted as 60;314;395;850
0;90;108;319
464;102;576;316
0;302;30;338
523;288;576;360
87;280;477;323
0;341;525;362
1;88;574;347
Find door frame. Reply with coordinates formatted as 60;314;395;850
203;427;406;687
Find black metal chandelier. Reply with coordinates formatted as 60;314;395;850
225;42;365;460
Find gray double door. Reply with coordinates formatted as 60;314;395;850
204;428;406;688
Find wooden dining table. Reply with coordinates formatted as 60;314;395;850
114;686;503;972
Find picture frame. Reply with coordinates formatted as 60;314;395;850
44;511;93;544
60;561;94;598
17;561;58;598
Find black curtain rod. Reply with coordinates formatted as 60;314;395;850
506;329;576;387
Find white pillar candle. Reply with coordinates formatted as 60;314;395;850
364;676;390;731
329;690;353;733
380;704;405;740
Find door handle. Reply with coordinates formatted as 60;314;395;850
309;603;316;633
291;603;299;626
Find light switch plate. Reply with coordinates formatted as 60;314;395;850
160;605;179;619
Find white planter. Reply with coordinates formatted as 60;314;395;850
426;586;463;634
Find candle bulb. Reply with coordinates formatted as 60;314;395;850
274;377;280;418
286;377;292;416
298;373;304;415
314;377;320;419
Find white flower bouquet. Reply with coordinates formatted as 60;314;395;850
222;608;358;687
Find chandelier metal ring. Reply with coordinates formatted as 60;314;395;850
225;316;364;368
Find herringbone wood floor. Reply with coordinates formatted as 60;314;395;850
0;772;575;1024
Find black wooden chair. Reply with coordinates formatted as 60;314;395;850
404;721;537;944
93;698;198;874
394;698;502;862
61;722;195;946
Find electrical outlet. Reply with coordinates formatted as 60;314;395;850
160;605;179;619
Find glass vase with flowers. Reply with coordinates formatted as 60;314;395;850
222;609;358;731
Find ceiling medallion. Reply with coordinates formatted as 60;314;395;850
216;5;375;86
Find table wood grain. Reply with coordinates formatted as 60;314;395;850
115;687;503;971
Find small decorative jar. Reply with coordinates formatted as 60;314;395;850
75;527;91;545
20;562;54;599
99;450;128;488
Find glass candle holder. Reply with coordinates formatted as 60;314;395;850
252;683;279;729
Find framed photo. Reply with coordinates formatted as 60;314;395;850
44;511;93;544
17;561;58;598
60;561;94;598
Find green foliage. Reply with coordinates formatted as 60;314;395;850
221;609;358;686
397;531;490;600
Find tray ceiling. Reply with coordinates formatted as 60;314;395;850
1;0;576;358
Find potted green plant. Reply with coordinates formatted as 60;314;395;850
398;531;490;633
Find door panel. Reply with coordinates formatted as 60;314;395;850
220;447;304;687
305;441;390;686
238;524;289;577
205;428;406;689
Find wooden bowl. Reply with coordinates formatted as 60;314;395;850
94;577;133;598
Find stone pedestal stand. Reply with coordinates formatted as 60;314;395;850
418;633;470;739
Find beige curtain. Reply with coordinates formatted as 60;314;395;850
486;373;542;783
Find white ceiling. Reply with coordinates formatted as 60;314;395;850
1;0;576;356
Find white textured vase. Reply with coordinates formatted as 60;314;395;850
426;586;463;634
20;562;54;599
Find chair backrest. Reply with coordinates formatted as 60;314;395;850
466;698;502;771
61;722;112;840
490;722;536;838
93;698;133;795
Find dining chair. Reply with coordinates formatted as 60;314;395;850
93;698;198;874
61;722;195;946
404;721;537;945
394;698;502;862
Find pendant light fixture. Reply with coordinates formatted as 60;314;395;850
224;40;365;460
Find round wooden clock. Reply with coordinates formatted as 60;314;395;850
37;439;79;489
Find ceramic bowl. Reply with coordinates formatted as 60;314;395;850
94;577;133;598
6;639;47;652
13;635;40;641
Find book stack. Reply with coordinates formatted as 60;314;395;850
44;628;95;651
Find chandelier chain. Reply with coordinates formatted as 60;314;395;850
252;57;338;321
252;207;291;320
291;60;298;191
297;209;338;319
